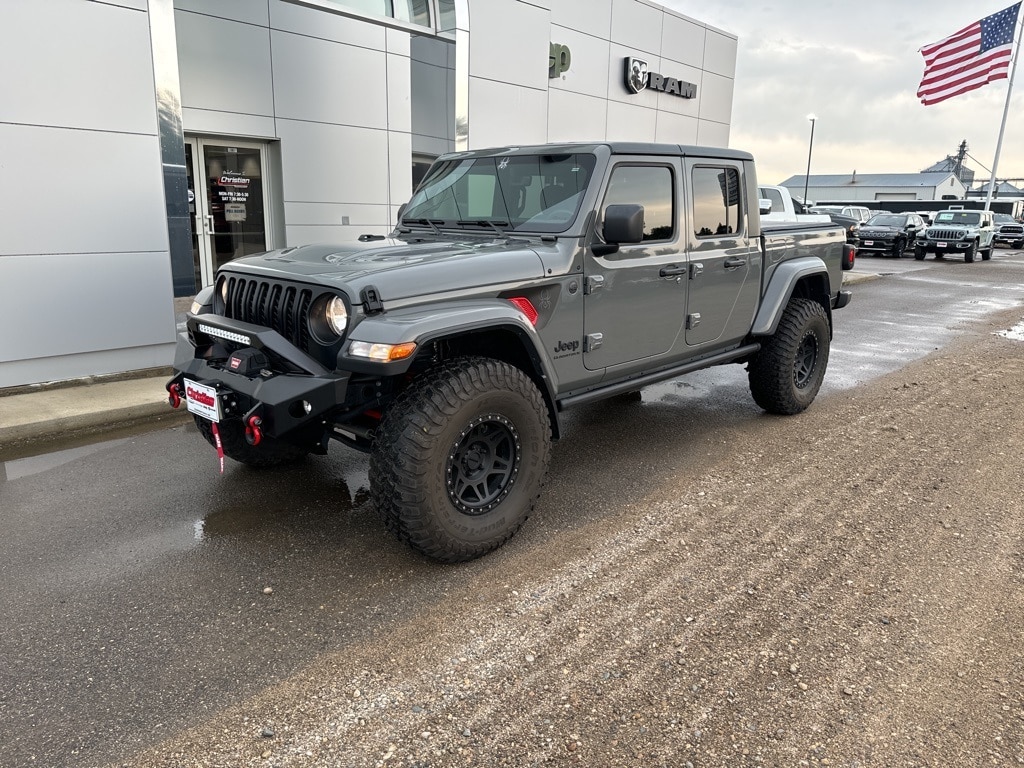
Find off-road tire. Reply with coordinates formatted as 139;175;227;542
369;357;552;563
194;415;308;468
748;298;830;415
1014;240;1024;249
914;247;927;261
965;241;976;263
981;245;992;261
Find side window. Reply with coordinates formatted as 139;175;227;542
692;166;742;238
763;187;784;213
602;165;674;241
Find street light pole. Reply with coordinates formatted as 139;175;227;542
803;114;817;207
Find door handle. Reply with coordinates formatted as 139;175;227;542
205;214;216;235
724;257;746;269
659;265;687;277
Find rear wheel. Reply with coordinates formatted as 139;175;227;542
194;415;308;468
369;357;551;562
981;244;992;261
748;298;830;415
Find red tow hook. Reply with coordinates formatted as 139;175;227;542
167;382;182;409
245;415;263;446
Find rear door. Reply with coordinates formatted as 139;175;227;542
683;160;760;347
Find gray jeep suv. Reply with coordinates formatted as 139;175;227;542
914;209;995;263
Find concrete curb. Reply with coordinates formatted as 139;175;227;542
0;376;190;460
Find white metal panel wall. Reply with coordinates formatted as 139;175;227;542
176;1;413;244
463;0;735;150
0;0;175;388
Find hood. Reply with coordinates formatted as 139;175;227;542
220;237;547;301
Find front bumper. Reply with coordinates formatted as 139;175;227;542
856;236;896;253
919;238;973;253
169;314;349;439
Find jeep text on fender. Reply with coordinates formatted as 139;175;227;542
168;142;852;562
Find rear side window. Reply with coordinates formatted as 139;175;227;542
602;165;675;241
692;166;742;238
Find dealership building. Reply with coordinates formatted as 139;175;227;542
0;0;737;388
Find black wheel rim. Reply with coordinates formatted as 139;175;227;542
446;414;520;515
794;332;819;389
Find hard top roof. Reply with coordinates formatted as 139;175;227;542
437;142;754;163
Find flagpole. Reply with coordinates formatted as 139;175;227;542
984;7;1024;209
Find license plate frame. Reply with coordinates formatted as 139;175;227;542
937;241;948;248
184;378;222;423
862;240;874;246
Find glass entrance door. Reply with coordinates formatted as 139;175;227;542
185;138;270;289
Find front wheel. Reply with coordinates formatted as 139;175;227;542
369;357;552;562
748;298;830;415
892;238;905;258
964;241;977;263
914;247;927;261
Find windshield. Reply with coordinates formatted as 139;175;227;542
810;206;842;214
934;211;980;225
994;213;1016;223
865;214;906;227
401;152;597;233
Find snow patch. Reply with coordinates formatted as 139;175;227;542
996;321;1024;342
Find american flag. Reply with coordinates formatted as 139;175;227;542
917;2;1021;106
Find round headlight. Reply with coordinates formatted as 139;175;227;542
326;296;348;336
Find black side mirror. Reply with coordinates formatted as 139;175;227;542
603;204;645;244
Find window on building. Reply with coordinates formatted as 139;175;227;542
601;165;674;241
319;0;430;27
412;154;436;191
692;166;742;238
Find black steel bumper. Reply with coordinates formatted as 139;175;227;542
169;315;349;439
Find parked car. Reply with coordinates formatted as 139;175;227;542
993;212;1024;249
857;212;926;258
914;209;995;263
811;204;873;223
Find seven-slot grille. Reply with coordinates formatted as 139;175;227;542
221;276;313;351
927;229;965;241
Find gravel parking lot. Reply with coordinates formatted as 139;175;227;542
114;305;1024;768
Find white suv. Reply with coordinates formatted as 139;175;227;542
914;209;995;263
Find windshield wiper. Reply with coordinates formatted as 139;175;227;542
401;217;444;235
456;219;510;236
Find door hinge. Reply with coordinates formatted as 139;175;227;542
584;332;604;352
585;275;605;294
686;313;701;329
690;262;704;279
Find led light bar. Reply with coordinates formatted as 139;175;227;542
198;323;252;346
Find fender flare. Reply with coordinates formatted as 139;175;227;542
344;299;561;432
750;257;832;337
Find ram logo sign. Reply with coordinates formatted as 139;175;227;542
623;57;696;99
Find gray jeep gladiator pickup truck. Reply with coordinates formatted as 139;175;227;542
168;142;852;562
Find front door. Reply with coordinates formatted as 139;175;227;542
583;161;687;371
185;138;271;289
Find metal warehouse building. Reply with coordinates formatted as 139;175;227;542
0;0;737;388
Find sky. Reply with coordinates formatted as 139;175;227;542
658;0;1024;186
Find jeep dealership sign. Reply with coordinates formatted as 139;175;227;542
624;57;696;98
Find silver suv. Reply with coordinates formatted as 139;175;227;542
914;209;995;263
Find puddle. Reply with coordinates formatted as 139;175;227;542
1;439;130;482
